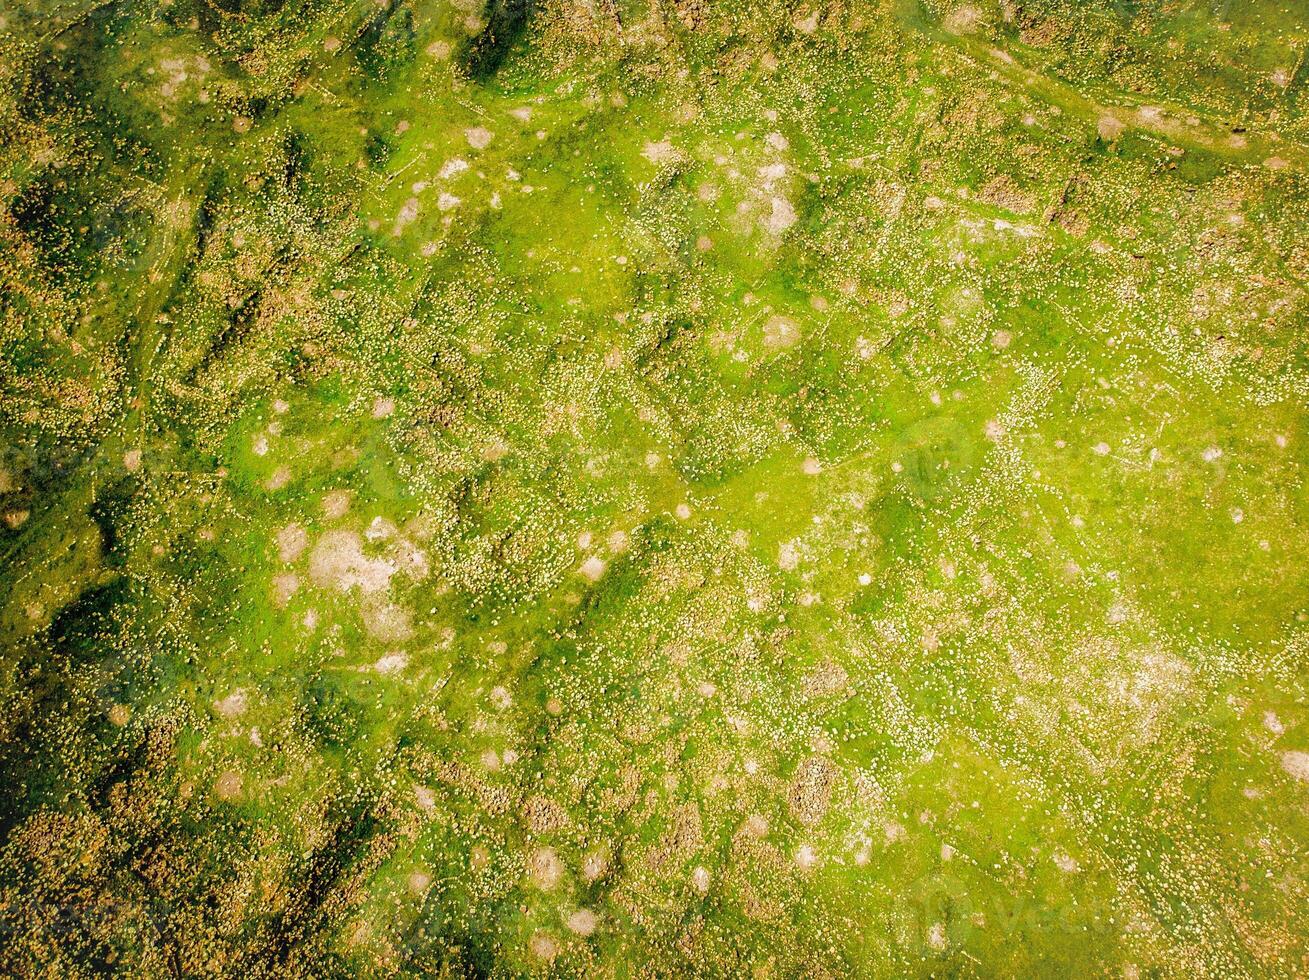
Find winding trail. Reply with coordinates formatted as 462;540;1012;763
894;0;1309;173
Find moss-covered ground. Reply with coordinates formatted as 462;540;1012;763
1;0;1308;975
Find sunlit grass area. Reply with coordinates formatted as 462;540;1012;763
1;0;1308;975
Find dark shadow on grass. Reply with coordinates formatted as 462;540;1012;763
458;0;534;83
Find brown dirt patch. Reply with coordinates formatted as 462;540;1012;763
1282;750;1309;783
271;573;300;607
788;755;837;826
527;846;564;890
213;770;243;802
566;909;598;936
763;315;800;349
322;490;352;519
276;523;306;562
308;530;396;594
360;597;413;642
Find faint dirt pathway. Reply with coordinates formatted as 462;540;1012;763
894;0;1309;172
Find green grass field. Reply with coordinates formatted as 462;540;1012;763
1;0;1308;975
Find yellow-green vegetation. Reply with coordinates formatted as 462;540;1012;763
2;0;1308;975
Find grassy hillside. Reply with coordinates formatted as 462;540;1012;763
1;0;1308;975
